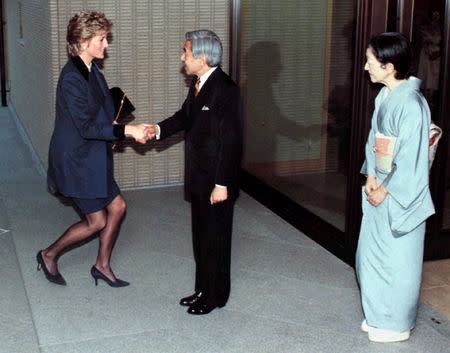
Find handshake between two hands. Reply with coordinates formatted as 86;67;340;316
124;124;159;144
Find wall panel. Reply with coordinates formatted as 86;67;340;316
5;0;53;170
5;0;230;188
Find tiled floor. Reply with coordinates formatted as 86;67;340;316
421;259;450;319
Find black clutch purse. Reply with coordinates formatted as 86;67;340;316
109;87;135;122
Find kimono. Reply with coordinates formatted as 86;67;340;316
356;77;435;332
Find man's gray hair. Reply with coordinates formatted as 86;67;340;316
186;30;222;67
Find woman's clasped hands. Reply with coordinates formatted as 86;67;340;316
364;175;388;207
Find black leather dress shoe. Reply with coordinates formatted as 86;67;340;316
179;291;204;306
187;302;225;315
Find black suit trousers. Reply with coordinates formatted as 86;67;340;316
191;193;234;306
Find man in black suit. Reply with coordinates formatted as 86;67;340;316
150;30;242;315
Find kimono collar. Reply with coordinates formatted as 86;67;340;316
71;56;90;81
404;76;421;90
390;76;421;96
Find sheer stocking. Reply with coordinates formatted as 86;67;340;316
94;195;126;281
41;195;126;279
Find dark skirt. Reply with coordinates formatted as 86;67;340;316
72;178;120;214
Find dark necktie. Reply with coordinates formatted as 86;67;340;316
194;78;201;97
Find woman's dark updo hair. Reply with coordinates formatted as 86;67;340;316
368;32;412;80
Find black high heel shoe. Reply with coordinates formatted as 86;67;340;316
36;251;66;286
90;266;130;287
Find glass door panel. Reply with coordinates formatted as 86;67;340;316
239;0;356;231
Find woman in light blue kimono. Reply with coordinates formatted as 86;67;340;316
356;32;435;343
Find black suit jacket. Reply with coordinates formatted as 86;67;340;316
158;67;242;198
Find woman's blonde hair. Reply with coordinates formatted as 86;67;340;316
66;11;113;57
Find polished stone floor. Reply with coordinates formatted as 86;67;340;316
1;106;449;352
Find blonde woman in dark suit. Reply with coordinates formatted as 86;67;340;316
37;11;150;287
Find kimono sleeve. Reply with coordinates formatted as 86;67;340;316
382;97;429;209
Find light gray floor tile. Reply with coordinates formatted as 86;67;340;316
232;235;356;288
0;234;40;353
0;193;10;231
40;309;449;353
229;269;362;330
234;196;319;248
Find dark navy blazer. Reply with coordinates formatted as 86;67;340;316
47;56;122;198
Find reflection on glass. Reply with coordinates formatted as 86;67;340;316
411;0;447;229
415;10;442;113
239;0;355;231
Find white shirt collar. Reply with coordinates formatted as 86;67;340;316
197;66;217;91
